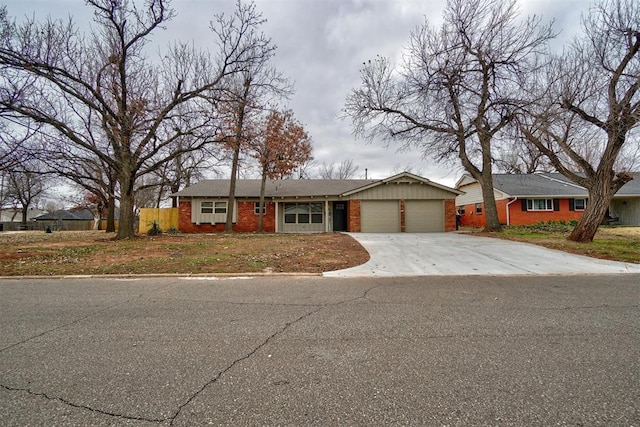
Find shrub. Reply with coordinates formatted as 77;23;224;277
147;221;162;236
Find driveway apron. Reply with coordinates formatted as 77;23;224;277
324;233;640;277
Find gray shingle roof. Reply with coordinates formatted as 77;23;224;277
172;179;378;198
614;173;640;196
33;208;95;221
492;173;588;197
490;173;640;197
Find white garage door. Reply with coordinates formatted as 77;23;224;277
405;200;444;232
361;200;400;232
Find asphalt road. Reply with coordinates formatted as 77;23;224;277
1;275;638;426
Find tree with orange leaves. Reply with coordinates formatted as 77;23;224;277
252;110;313;232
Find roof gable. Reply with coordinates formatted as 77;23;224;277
342;172;462;197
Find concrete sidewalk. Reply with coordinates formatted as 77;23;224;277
324;233;640;277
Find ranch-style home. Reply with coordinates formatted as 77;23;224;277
172;172;462;233
455;172;640;227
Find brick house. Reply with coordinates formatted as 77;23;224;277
172;172;462;233
455;173;640;227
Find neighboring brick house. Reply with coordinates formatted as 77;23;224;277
455;173;640;227
172;172;462;233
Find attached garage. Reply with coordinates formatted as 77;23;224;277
360;200;400;232
405;200;444;232
344;173;462;233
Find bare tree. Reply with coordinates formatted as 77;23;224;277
318;159;360;179
493;137;551;174
317;162;336;180
0;0;276;239
344;0;554;231
215;5;293;232
520;0;639;242
251;110;313;232
4;161;46;226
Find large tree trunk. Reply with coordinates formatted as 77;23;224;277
105;176;116;233
21;206;28;226
459;132;502;232
116;173;136;239
568;177;616;243
106;193;116;233
480;174;502;232
225;145;239;233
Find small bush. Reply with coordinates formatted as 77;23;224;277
147;221;162;236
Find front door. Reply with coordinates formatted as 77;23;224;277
333;202;348;231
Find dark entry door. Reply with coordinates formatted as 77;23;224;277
333;202;348;231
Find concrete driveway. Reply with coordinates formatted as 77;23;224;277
324;233;640;277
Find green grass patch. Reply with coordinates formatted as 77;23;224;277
487;223;640;264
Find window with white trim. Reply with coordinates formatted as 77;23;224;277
201;201;213;214
527;198;553;211
475;203;483;214
214;201;227;214
574;198;586;210
284;203;323;224
254;202;266;215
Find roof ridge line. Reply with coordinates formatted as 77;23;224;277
538;173;586;190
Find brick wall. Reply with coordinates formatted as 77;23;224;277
458;198;586;228
444;199;456;231
507;198;583;225
178;199;275;233
347;200;361;232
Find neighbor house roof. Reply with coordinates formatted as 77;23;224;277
491;173;588;197
457;172;640;198
172;172;462;199
33;208;95;221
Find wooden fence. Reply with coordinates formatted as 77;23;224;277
138;208;179;233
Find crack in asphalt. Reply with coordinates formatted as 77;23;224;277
0;383;166;423
0;294;149;354
0;281;383;425
167;282;384;425
167;305;325;425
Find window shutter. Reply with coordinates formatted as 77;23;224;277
521;199;528;211
553;199;560;211
569;199;575;211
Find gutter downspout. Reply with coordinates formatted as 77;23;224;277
506;197;518;226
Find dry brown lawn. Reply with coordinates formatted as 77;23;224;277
0;231;370;276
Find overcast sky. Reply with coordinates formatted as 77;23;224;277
4;0;592;185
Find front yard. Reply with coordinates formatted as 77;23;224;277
477;225;640;264
1;226;638;277
0;231;369;276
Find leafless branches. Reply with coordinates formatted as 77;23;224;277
0;0;280;238
345;0;554;231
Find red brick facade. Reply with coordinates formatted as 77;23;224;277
458;198;586;228
444;199;457;231
178;200;275;233
179;197;457;233
347;200;361;232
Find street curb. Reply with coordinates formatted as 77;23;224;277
0;272;323;280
